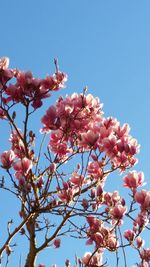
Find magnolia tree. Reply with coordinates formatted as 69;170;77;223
0;57;150;267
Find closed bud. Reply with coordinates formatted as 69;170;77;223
65;259;70;267
5;245;12;255
12;111;16;120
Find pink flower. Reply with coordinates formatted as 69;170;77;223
139;261;149;267
123;171;144;189
134;190;147;205
82;252;103;266
1;150;15;169
58;187;74;203
124;229;135;242
141;248;150;262
103;191;121;206
0;108;6;119
88;161;103;180
53;239;61;248
41;106;60;132
0;57;10;69
110;204;127;219
81;252;93;265
37;177;44;188
106;235;118;250
136;236;145;248
49;163;56;173
70;172;85;187
38;265;46;267
134;190;150;210
13;157;32;178
80;130;99;147
81;198;89;210
9;130;26;158
86;216;100;228
55;71;68;88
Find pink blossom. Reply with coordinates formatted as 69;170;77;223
9;130;26;158
0;57;10;69
13;157;32;178
141;248;150;262
58;187;74;203
53;239;61;248
80;130;99;147
88;161;103;180
49;130;72;161
49;163;56;173
37;177;44;188
106;235;118;250
1;150;15;169
38;265;46;267
86;216;102;229
135;211;149;228
110;204;127;219
0;108;6;119
134;190;150;210
103;191;121;206
134;190;147;205
124;229;135;242
42;71;67;92
0;57;13;86
136;236;145;248
123;171;144;189
139;261;149;267
82;252;103;266
55;71;68;89
70;172;85;187
41;106;60;132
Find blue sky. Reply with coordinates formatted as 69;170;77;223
1;1;150;266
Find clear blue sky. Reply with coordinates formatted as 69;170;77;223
1;1;150;266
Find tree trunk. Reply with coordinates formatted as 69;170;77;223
24;217;37;267
24;249;36;267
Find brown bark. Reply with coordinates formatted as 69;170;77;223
24;248;36;267
24;217;37;267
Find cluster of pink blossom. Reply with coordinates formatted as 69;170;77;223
88;187;127;222
0;57;149;267
41;94;139;170
123;229;150;266
122;171;150;266
97;118;139;169
57;172;87;203
0;57;67;109
57;181;78;203
86;216;118;251
0;129;34;189
0;148;33;189
9;130;26;158
41;93;103;160
81;251;103;266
